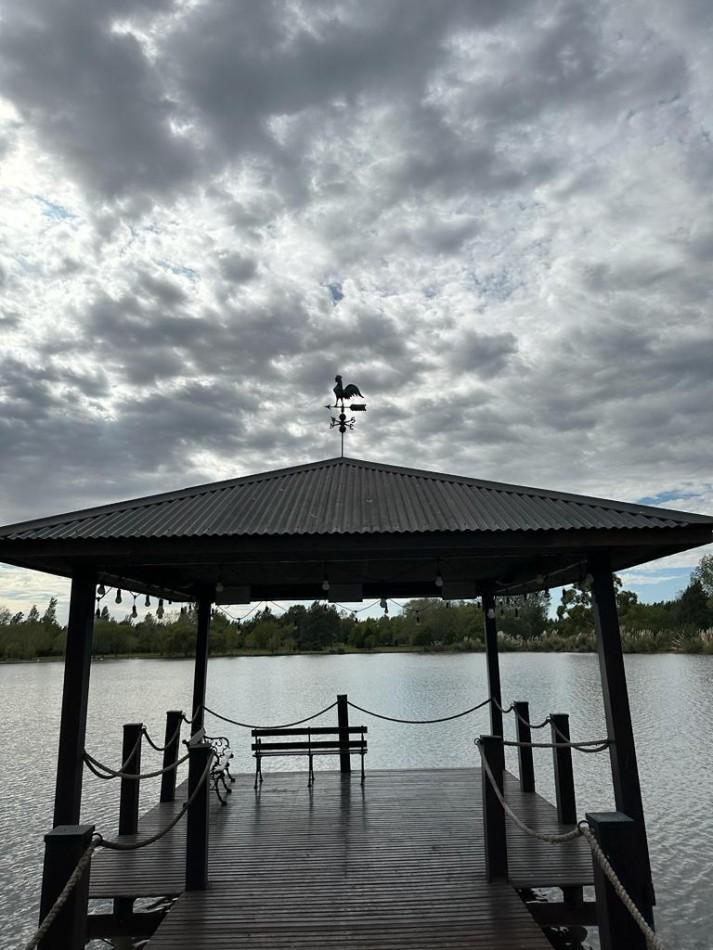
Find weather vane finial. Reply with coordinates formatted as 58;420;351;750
325;374;366;456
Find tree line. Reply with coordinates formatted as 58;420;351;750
1;555;712;661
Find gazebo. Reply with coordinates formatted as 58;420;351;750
3;455;712;947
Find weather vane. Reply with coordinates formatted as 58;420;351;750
325;374;366;456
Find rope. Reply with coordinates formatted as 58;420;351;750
83;751;190;781
502;738;611;754
202;701;339;730
346;697;491;725
97;754;214;851
25;753;215;946
142;720;183;752
23;841;99;950
580;824;667;950
492;699;551;729
475;742;667;950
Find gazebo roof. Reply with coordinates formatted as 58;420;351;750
0;456;710;602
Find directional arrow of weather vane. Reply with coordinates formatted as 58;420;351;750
325;374;367;456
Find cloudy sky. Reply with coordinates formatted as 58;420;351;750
0;0;711;619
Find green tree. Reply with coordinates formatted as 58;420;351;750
692;554;713;600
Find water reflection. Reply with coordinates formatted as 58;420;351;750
1;652;712;949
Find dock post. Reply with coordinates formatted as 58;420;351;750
549;714;576;825
186;741;213;890
160;710;184;803
513;701;535;792
119;723;143;836
53;570;96;827
191;594;212;735
38;824;94;950
337;693;352;773
482;591;503;737
586;812;649;950
480;734;508;883
589;554;654;915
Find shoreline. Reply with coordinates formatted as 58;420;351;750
2;644;710;664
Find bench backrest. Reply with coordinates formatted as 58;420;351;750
251;725;367;753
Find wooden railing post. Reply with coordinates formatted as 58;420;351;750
550;713;576;825
119;723;143;836
186;741;212;891
586;812;650;950
337;693;351;774
480;734;508;883
38;824;94;950
513;701;535;793
160;710;184;803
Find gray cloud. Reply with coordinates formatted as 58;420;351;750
0;0;710;584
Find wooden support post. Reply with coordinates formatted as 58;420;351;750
53;570;96;827
482;592;503;737
186;741;212;891
550;713;576;825
160;710;184;803
337;693;351;774
191;595;212;735
118;723;143;836
480;734;508;883
589;554;654;913
513;701;535;793
38;824;94;950
586;812;650;950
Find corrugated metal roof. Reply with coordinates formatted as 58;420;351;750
0;456;711;541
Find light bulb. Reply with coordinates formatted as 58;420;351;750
131;604;138;619
115;589;122;604
145;595;151;608
321;578;330;592
487;607;496;620
95;607;101;620
434;573;444;588
97;583;106;597
215;580;224;594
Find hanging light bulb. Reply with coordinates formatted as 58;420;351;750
434;562;444;588
145;594;151;608
157;599;164;619
415;611;421;625
158;598;164;609
321;571;330;592
115;589;122;604
95;607;101;620
131;603;138;619
487;607;496;620
97;583;106;597
380;597;388;610
215;580;224;594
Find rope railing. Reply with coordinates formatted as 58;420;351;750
502;737;611;754
143;720;183;752
202;700;339;730
24;754;214;950
492;699;551;730
83;750;190;781
346;697;492;724
476;741;667;950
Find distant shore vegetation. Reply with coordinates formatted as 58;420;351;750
2;556;712;662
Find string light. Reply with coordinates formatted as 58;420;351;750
95;607;101;620
321;566;330;592
131;595;138;620
115;589;122;605
157;598;164;619
97;583;106;597
434;560;444;589
144;594;151;608
487;607;496;620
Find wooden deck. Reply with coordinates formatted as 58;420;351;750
89;767;593;948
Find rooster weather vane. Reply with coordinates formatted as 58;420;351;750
325;374;366;456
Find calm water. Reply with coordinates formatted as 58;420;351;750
1;652;712;948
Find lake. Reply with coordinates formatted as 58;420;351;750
2;651;712;949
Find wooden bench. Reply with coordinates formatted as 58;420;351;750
251;726;368;787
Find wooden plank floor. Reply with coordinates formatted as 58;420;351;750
89;768;593;948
